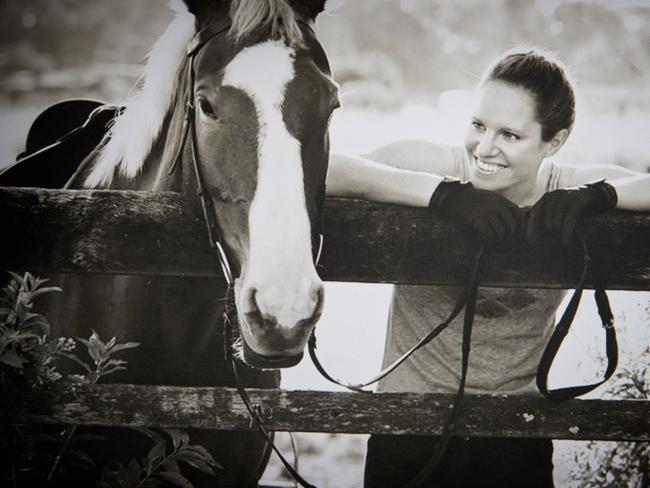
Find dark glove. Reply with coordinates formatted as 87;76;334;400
429;180;524;246
526;180;618;245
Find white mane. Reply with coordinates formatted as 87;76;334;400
83;0;304;188
84;1;195;188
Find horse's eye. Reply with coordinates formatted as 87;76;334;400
197;97;217;120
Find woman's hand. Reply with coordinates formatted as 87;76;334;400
525;181;618;245
429;180;525;246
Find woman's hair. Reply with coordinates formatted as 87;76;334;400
481;48;576;142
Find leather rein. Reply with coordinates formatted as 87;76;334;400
307;233;618;487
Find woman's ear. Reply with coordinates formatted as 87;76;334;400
543;128;569;157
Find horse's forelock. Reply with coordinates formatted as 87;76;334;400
84;2;195;188
229;0;304;46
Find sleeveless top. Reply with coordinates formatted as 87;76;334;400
378;148;565;395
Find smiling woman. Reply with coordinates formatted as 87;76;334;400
325;46;650;487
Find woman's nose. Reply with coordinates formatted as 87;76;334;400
476;132;498;157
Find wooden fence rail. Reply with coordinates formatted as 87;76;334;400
1;187;649;442
1;384;648;441
2;187;650;288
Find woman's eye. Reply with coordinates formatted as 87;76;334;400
471;121;484;131
503;131;520;141
197;97;217;119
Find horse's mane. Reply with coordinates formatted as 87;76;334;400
84;0;304;188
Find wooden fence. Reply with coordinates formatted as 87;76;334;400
1;187;649;445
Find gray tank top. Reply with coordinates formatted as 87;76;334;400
379;148;565;395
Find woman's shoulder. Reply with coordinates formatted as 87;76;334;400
547;161;638;189
363;139;459;177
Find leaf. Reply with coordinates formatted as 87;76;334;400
175;447;222;472
62;353;92;373
106;336;117;350
8;271;25;287
19;314;51;336
164;429;189;450
147;441;167;471
31;286;63;298
110;342;141;353
0;351;24;368
86;330;105;364
154;471;193;488
132;427;165;446
161;458;181;473
105;359;128;367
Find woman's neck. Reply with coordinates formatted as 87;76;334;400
500;167;549;207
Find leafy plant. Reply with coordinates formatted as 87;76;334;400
1;272;221;487
98;428;222;488
568;346;650;487
0;271;65;387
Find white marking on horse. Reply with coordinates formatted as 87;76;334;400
223;41;321;329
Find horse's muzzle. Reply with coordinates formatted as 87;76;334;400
242;340;304;369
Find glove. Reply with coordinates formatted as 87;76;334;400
429;180;524;246
526;180;618;245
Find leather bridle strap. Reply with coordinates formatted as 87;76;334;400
221;307;317;488
536;235;617;401
180;19;323;488
308;246;485;393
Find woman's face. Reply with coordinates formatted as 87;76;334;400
464;80;558;202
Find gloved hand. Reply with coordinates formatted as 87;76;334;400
429;180;525;246
525;180;618;245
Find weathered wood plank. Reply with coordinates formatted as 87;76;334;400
1;384;648;441
2;187;650;289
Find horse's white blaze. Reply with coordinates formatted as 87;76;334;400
224;41;321;330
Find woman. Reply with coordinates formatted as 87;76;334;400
326;48;650;487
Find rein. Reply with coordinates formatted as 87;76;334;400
308;233;617;487
536;235;618;401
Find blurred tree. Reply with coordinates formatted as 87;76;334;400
568;347;649;487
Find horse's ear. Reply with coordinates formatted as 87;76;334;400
291;0;328;22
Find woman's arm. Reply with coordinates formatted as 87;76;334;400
325;140;457;207
559;164;650;211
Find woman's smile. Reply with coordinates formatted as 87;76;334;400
473;155;509;175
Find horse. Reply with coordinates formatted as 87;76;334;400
3;0;339;485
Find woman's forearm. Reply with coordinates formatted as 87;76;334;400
326;154;444;207
610;174;650;211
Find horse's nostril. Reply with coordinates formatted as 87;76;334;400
243;287;279;329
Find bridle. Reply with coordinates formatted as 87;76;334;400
172;17;324;488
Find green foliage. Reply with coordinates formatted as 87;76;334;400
0;272;220;487
66;330;140;385
98;429;222;488
0;271;65;386
568;347;650;487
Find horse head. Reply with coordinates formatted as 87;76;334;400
183;0;338;368
77;0;337;368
